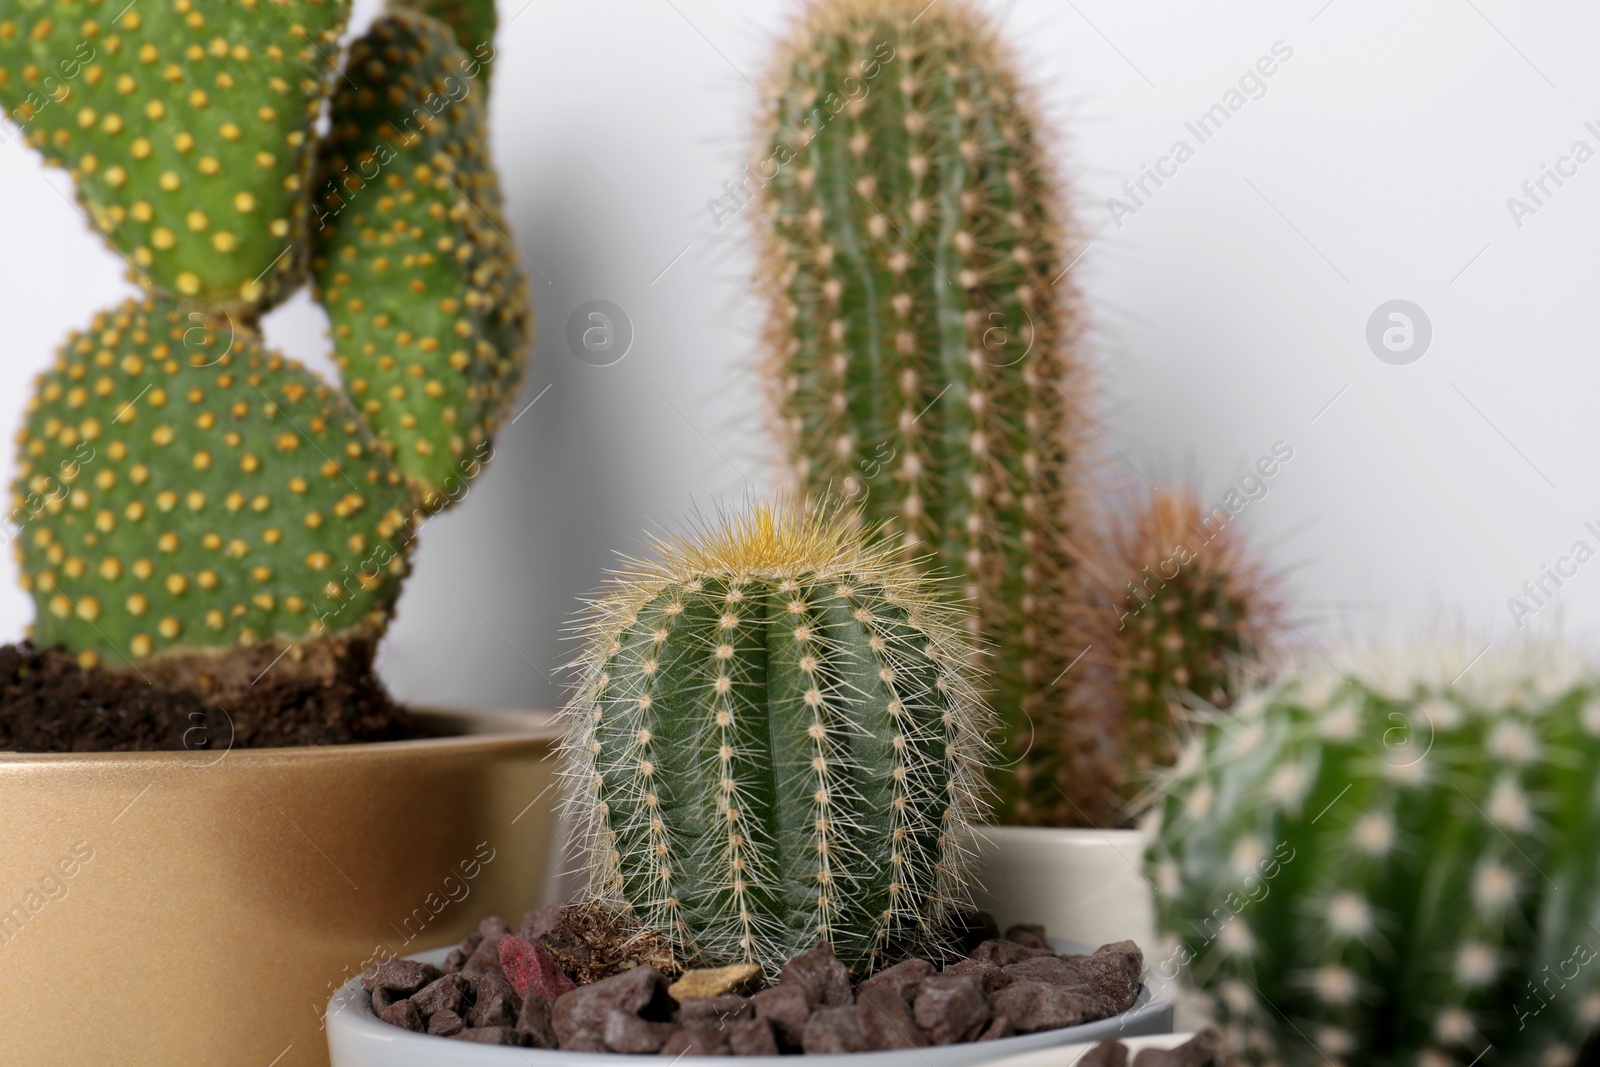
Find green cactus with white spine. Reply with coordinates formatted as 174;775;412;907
11;295;417;673
312;9;528;502
755;0;1101;827
561;501;994;975
0;0;350;311
1147;645;1600;1066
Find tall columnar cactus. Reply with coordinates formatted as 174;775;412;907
0;0;350;310
755;0;1098;827
11;296;416;674
312;10;528;501
1102;486;1277;804
1148;645;1600;1067
561;502;994;975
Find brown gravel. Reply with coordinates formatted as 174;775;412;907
371;914;1150;1054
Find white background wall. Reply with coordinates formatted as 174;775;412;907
2;0;1598;709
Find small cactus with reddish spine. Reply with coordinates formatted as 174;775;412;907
561;501;994;975
754;0;1099;826
1101;485;1278;803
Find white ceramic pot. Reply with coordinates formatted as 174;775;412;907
967;827;1156;958
327;942;1172;1067
984;1032;1201;1067
325;822;1170;1065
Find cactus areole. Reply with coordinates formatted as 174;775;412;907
562;503;994;976
756;0;1096;826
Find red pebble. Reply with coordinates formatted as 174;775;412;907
499;934;577;1002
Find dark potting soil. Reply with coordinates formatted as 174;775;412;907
362;903;1149;1053
0;642;424;752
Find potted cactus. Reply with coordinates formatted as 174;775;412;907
325;501;1175;1062
1149;642;1600;1065
0;1;553;1064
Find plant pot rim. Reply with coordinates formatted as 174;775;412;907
986;1031;1201;1067
326;941;1174;1066
0;705;559;767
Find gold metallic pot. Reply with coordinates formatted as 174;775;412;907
0;706;561;1067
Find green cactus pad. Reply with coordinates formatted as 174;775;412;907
755;0;1097;826
312;9;528;505
1148;645;1600;1066
0;0;349;311
10;296;418;670
562;502;993;975
387;0;496;91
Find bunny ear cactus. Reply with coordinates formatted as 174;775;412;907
3;0;530;685
561;501;994;976
1148;645;1600;1067
0;0;350;311
1103;486;1277;803
312;9;529;504
754;0;1100;827
10;295;416;679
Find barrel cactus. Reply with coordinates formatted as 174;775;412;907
561;501;994;976
1104;486;1277;804
1148;644;1600;1066
754;0;1100;826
